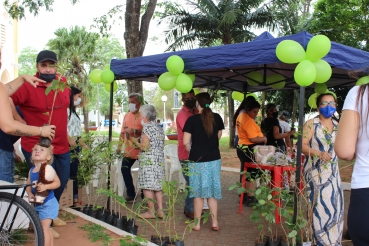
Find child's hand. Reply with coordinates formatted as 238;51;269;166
28;194;35;202
36;183;48;192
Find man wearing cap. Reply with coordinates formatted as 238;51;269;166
10;50;70;235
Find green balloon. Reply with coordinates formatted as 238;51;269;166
294;60;316;87
158;72;177;91
247;72;262;86
326;90;337;99
187;74;195;82
266;74;285;89
314;83;327;94
246;93;258;99
232;91;244;102
308;93;319;109
166;55;184;75
306;35;331;62
276;40;306;64
89;69;103;84
313;59;332;83
356;76;369;86
101;70;115;84
175;73;192;93
103;64;110;70
104;81;118;92
193;88;200;95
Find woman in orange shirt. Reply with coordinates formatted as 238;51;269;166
236;100;267;206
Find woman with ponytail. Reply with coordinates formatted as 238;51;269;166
183;92;225;231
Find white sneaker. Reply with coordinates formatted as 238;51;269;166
203;198;209;210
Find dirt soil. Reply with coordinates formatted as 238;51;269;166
54;211;127;246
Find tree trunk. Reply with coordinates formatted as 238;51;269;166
227;91;235;147
223;95;228;127
124;0;157;95
83;105;89;134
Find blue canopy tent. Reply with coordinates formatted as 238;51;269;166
109;31;369;221
111;31;369;92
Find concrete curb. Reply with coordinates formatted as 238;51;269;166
63;207;157;246
221;166;352;190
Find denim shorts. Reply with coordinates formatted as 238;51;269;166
34;197;59;221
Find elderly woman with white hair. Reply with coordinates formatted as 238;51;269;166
132;104;166;219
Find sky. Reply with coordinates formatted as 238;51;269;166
17;0;171;56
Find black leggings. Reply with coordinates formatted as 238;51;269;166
348;188;369;245
236;146;260;183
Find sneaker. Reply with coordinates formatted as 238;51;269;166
50;228;60;239
53;217;66;227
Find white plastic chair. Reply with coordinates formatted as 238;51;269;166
164;144;186;189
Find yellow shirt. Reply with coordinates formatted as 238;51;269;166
236;112;263;145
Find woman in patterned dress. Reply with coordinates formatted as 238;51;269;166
301;93;343;245
183;92;225;231
134;104;165;219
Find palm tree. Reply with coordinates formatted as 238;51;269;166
47;26;100;132
159;0;275;147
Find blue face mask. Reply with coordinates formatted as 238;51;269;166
319;105;336;118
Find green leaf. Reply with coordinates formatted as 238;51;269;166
258;199;265;205
267;194;272;200
255;188;262;195
229;184;239;190
288;230;297;238
45;86;52;95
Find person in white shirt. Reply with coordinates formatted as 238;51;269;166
278;110;292;153
335;85;369;245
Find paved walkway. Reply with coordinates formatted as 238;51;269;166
79;169;352;246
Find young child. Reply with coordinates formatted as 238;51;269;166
26;143;60;246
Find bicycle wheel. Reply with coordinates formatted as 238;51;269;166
0;192;44;246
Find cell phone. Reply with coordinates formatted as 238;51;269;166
125;131;130;139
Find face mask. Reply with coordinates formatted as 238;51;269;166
74;98;81;106
39;73;56;82
129;103;137;113
272;111;279;119
319;105;336;118
185;99;196;109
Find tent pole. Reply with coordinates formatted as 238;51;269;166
293;86;305;224
107;81;114;210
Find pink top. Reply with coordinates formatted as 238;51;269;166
176;106;198;161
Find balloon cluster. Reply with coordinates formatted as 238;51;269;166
89;64;118;92
276;35;332;87
231;91;258;102
308;89;337;109
158;55;195;93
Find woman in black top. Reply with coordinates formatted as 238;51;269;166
183;92;224;231
261;103;294;151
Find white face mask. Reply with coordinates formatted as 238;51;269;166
74;97;82;106
129;103;137;113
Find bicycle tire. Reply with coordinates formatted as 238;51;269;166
0;192;44;246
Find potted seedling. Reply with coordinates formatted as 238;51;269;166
39;76;68;147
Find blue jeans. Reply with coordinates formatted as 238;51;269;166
121;158;137;198
0;149;15;183
22;148;70;202
180;160;194;213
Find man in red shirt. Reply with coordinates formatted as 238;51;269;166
117;93;143;201
176;89;198;219
10;50;70;231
